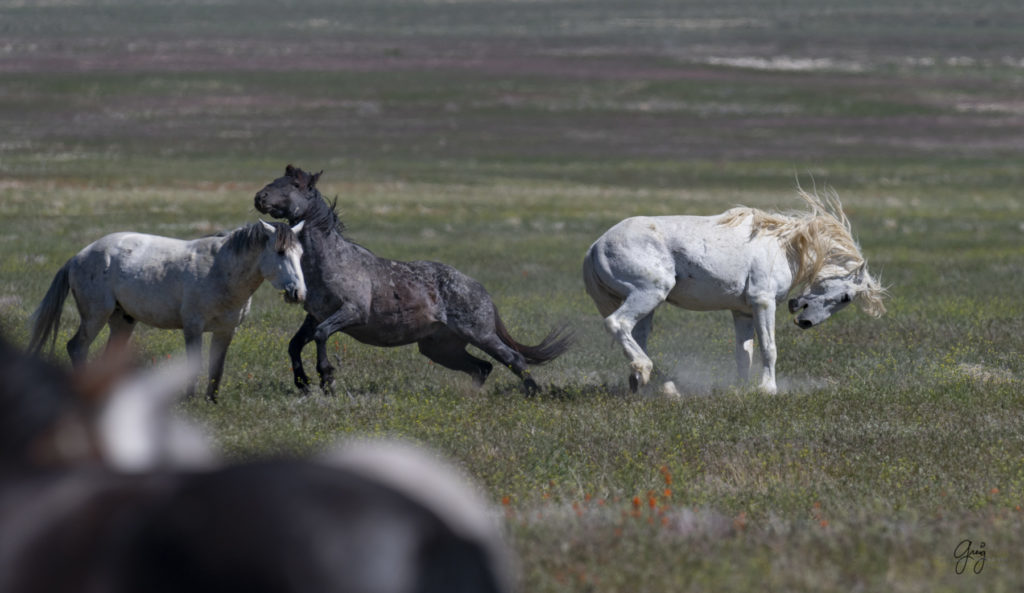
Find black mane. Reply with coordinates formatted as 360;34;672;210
303;188;347;235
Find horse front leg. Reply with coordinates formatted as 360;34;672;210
182;325;204;400
205;329;235;403
751;298;778;394
312;304;366;396
731;310;755;385
288;314;319;393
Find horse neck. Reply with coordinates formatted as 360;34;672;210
780;214;850;288
208;232;269;303
299;195;373;259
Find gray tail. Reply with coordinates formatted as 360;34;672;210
28;262;71;356
493;307;574;365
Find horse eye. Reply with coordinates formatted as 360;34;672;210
277;249;286;255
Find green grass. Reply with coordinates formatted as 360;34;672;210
2;1;1023;591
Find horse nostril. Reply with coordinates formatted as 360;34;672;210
797;319;813;329
788;299;800;314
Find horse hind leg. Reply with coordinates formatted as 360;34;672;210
67;293;116;367
67;319;106;367
464;333;538;396
604;289;667;392
104;307;136;352
417;331;493;387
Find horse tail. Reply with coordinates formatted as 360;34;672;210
28;261;72;356
493;306;574;365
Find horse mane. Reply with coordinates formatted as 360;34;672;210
304;189;347;235
221;221;300;254
719;188;887;317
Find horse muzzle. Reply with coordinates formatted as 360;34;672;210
254;193;283;218
794;317;814;329
283;285;306;304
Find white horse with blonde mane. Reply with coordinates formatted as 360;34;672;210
583;189;886;395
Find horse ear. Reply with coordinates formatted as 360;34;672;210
285;164;297;177
310;170;323;188
855;262;868;283
259;219;277;235
291;220;305;236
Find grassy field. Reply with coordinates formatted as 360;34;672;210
2;1;1023;591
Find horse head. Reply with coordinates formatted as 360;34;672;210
788;263;878;329
258;219;307;303
254;164;322;223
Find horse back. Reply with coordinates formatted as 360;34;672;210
588;214;791;312
67;233;214;329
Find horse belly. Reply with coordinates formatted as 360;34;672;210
108;266;190;330
665;280;748;312
114;285;186;329
347;302;441;346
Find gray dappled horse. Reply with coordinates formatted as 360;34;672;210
254;165;573;396
28;221;306;401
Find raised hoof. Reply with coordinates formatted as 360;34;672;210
629;371;641;393
523;377;540;398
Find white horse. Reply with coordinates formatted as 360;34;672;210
583;189;886;395
28;220;307;401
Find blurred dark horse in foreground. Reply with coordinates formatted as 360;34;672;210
254;165;574;396
0;335;512;593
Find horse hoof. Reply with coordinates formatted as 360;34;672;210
629;372;641;393
523;378;539;398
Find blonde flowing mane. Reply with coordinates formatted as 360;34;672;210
719;189;887;317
